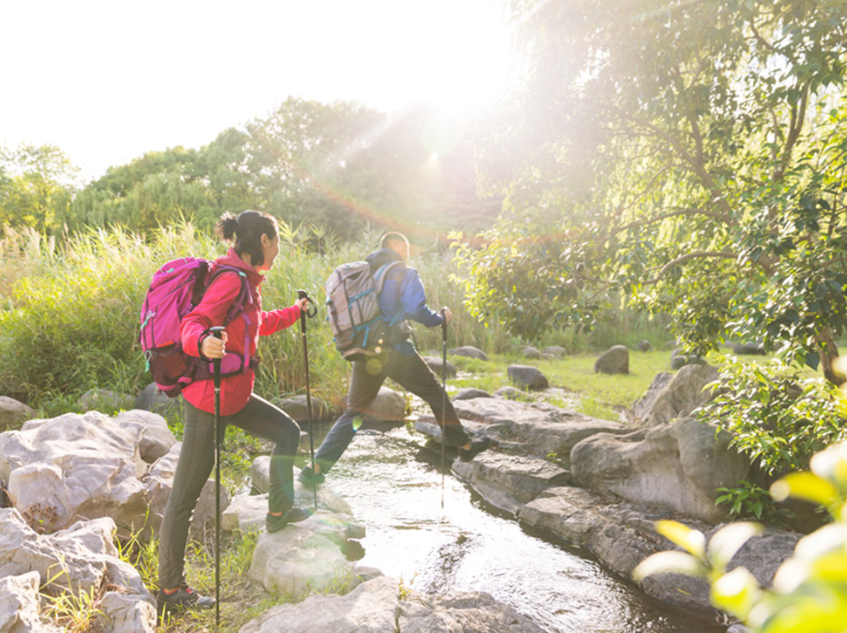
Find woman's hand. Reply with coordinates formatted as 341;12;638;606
201;331;228;359
294;297;309;312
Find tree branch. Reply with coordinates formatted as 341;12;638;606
642;251;738;284
613;208;736;235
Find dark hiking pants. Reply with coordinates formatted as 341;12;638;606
313;350;469;473
158;394;300;590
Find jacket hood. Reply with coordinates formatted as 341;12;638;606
216;247;264;285
366;247;403;270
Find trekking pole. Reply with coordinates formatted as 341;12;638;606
297;290;319;512
440;309;448;510
210;325;225;628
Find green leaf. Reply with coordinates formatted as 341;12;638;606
655;520;706;558
770;472;839;509
711;567;762;619
632;551;706;583
708;522;764;573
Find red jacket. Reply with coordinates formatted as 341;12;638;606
181;248;301;415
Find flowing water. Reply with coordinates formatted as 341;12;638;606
311;423;727;633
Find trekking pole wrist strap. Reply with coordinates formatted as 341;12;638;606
198;329;213;360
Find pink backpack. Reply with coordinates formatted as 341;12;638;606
139;257;252;397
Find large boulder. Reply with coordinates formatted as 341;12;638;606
78;389;135;413
507;365;549;391
422;356;457;378
594;345;629;375
132;383;181;420
632;372;672;425
0;396;36;431
453;387;492;401
636;340;653;352
448;346;488;361
521;346;544;360
0;412;148;534
670;349;707;370
276;394;333;423
570;416;750;523
362;386;406;424
114;410;177;463
645;363;718;427
452;453;570;514
238;575;546;633
543;346;567;359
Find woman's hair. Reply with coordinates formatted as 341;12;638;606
216;210;278;267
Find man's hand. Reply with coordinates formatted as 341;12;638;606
440;307;453;326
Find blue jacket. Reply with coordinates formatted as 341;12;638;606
366;248;443;353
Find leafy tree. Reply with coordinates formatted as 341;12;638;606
461;0;847;382
0;144;80;233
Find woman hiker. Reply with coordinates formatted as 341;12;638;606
157;210;309;612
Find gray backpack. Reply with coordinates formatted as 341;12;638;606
325;260;403;361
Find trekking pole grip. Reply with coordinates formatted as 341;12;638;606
297;289;318;322
210;326;225;387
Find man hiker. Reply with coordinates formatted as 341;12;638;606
299;231;491;486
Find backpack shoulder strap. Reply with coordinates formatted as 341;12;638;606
206;265;252;325
372;260;404;294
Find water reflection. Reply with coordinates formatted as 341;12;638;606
314;426;725;633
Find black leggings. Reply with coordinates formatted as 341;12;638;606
158;394;300;589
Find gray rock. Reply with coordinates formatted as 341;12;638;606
594;345;629;374
452;453;570;514
543;346;567;359
246;459;352;513
0;571;61;633
0;411;148;534
733;342;766;355
0;396;36;431
276;394;333;423
448;346;489;361
114;410;176;463
453;388;492;401
522;346;544;359
421;356;457;378
494;386;532;400
362;386;406;424
636;339;653;352
248;510;366;598
632;372;672;425
647;364;718;427
507;365;549;391
132;383;181;420
98;591;157;633
509;415;629;467
78;389;135;413
670;349;707;370
570;416;750;523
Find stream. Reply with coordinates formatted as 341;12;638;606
306;421;726;633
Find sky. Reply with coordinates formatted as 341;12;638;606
0;0;516;183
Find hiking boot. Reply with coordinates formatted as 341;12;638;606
156;586;215;612
298;465;325;486
459;436;492;462
266;506;312;533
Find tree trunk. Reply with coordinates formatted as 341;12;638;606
818;329;845;387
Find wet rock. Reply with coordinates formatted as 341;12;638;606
248;511;368;598
509;414;629;467
452;453;570;514
132;383;181;420
646;363;718;427
362;386;406;424
422;356;457;378
448;346;488;361
0;571;62;633
636;340;653;352
453;387;491;401
594;345;629;375
78;389;135;413
521;345;544;360
543;346;566;359
245;459;353;513
518;487;799;612
632;372;672;425
570;416;749;523
507;365;549;391
0;396;36;430
239;575;546;633
277;394;333;423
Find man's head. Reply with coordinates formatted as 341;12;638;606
380;231;410;261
